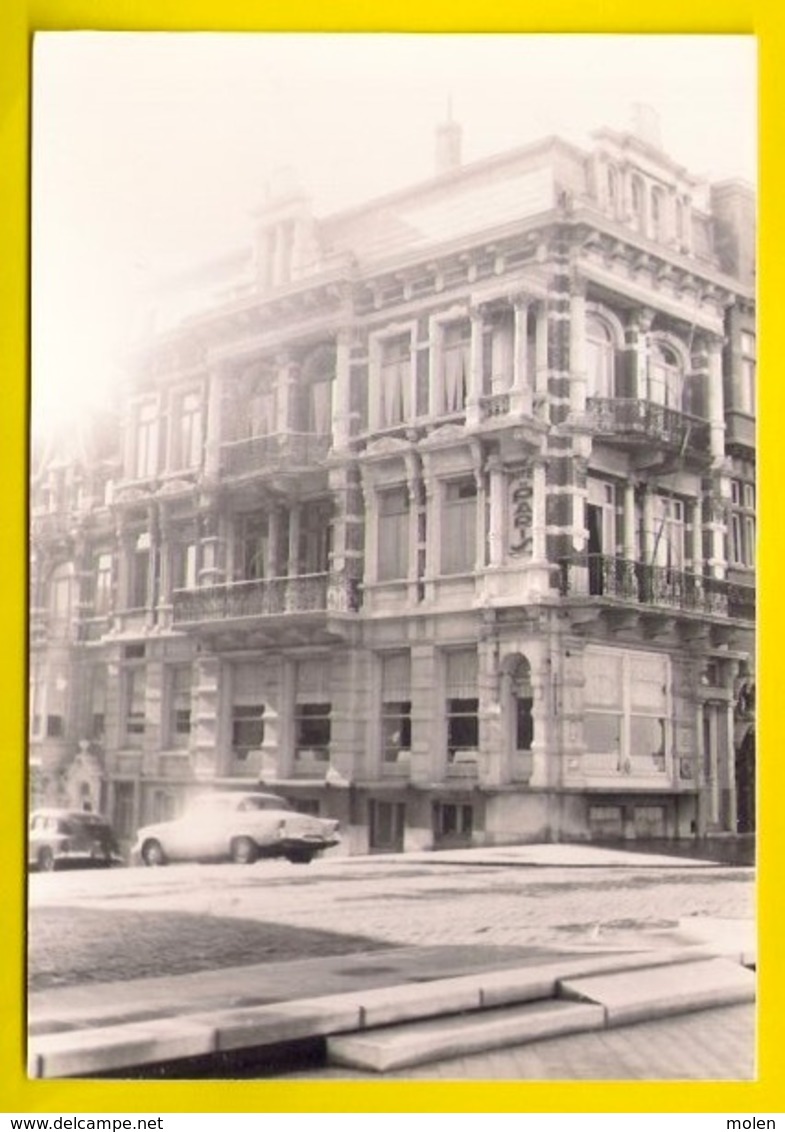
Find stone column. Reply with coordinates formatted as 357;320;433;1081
331;328;352;451
288;504;301;577
534;302;549;409
569;281;588;415
510;297;531;415
623;482;637;560
465;307;484;427
487;456;505;568
203;364;226;480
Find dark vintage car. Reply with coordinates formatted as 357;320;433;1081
28;808;124;872
131;791;341;866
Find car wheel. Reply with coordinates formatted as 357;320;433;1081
231;836;258;865
141;839;167;867
286;849;315;865
37;847;55;873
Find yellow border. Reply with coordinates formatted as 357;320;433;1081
2;1;780;1115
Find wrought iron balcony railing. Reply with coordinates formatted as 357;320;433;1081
587;398;711;451
220;432;331;478
172;571;360;625
558;554;755;621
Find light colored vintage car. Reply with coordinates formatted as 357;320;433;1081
131;791;340;866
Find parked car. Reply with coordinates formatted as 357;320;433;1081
28;808;124;872
131;791;340;866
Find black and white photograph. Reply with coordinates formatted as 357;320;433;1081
28;32;757;1083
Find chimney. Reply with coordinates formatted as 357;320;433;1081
435;98;462;175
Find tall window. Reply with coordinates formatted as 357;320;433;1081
299;501;331;574
248;377;276;438
730;479;756;568
123;666;146;747
586;315;615;398
441;321;471;413
235;514;268;580
171;538;197;591
377;487;409;581
631;176;646;234
739;331;756;415
135;400;159;479
295;660;331;761
231;663;264;761
445;649;479;761
648;342;684;409
441;478;477;574
93;552;112;615
300;347;334;435
584;647;669;776
381;653;411;765
379;335;410;427
651;496;687;571
130;535;151;609
168;665;192;749
89;665;106;741
606;165;619;216
174;390;202;469
650;186;666;241
49;564;72;630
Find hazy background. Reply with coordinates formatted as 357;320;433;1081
31;32;757;441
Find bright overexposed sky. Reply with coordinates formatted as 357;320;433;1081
31;32;757;443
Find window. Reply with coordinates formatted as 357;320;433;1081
651;496;687;571
90;665;106;741
441;478;477;575
606;165;619;215
369;800;405;852
94;553;112;615
441;321;471;414
295;660;331;761
123;667;146;746
584;647;670;776
168;666;192;749
300;347;334;435
248;376;276;438
381;653;412;764
171;539;197;591
174;390;203;469
378;487;409;581
235;514;268;580
445;649;478;761
631;176;645;233
729;479;756;567
232;704;265;760
650;186;666;241
379;335;411;427
130;541;150;609
49;565;72;626
586;315;615;399
739;331;756;415
298;501;330;575
232;662;265;760
648;342;684;409
135;400;159;478
434;802;474;838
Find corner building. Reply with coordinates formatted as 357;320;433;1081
29;115;756;853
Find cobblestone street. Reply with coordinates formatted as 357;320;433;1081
29;850;756;986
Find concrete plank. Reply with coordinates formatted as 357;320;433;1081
558;957;755;1026
210;994;364;1052
29;1017;216;1079
327;999;605;1073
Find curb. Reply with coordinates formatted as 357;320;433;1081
28;944;756;1079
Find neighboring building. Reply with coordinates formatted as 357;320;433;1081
29;111;756;853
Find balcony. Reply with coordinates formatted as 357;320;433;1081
558;554;755;621
587;398;711;452
172;571;360;627
220;432;331;478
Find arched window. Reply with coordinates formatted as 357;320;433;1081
648;341;684;409
586;314;616;398
300;344;335;434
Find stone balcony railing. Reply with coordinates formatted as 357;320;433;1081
587;397;711;452
558;554;755;621
172;571;360;625
220;431;331;478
